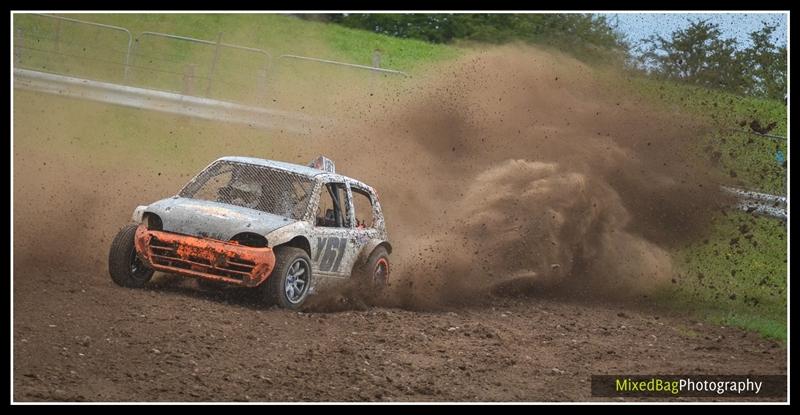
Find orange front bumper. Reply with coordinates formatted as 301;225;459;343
134;225;276;287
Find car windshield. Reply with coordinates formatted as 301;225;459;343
179;160;316;220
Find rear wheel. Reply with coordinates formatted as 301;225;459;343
357;246;390;294
109;224;154;288
261;247;312;310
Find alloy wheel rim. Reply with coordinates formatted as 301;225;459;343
285;259;310;304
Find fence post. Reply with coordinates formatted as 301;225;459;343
256;68;269;104
53;18;62;53
183;63;197;95
372;49;382;68
205;32;223;97
14;28;24;66
370;49;384;94
122;35;132;85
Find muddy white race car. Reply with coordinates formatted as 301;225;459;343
108;156;392;310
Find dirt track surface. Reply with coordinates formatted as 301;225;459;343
13;267;785;402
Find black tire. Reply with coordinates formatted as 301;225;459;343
108;224;154;288
357;246;391;293
261;246;312;310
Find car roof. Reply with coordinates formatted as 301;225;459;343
217;156;374;191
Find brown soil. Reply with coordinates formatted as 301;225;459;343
13;267;785;402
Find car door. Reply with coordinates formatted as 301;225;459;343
310;181;355;278
348;183;381;267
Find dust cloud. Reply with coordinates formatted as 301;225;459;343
310;45;732;307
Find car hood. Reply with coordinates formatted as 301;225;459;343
144;197;296;241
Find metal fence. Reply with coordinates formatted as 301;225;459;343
14;14;133;84
127;30;274;102
13;14;408;106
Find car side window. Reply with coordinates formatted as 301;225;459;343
316;182;350;228
351;187;375;229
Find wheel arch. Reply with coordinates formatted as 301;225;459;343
356;239;392;267
274;235;312;257
141;212;163;230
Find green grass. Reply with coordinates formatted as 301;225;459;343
13;13;787;341
14;13;461;111
624;77;787;195
13;13;461;106
614;77;787;342
653;210;787;341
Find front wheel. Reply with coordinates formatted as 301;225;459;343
261;247;312;310
108;224;154;288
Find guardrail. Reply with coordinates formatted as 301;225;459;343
722;186;787;220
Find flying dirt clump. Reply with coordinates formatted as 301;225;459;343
314;45;732;308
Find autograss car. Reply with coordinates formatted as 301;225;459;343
108;156;392;309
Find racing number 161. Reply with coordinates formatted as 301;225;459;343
314;237;348;272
